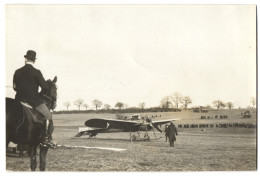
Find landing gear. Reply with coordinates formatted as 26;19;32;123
131;133;150;141
89;132;97;138
144;133;150;141
144;126;150;141
131;134;137;141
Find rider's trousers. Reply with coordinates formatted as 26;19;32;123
35;103;52;120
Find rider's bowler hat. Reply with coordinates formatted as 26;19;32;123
24;50;37;61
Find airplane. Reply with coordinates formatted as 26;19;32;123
74;117;180;141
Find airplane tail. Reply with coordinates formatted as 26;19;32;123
74;131;85;137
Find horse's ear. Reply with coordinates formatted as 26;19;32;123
53;76;57;83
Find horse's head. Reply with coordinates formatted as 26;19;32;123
40;76;58;110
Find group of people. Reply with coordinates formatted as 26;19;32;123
164;122;178;147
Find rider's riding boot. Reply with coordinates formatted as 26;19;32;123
41;120;55;148
35;103;56;148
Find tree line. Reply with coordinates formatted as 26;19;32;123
63;99;149;112
62;92;256;112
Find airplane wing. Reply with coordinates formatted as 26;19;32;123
75;119;142;137
148;118;180;133
151;118;180;126
84;118;141;131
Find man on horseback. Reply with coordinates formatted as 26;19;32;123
13;50;55;148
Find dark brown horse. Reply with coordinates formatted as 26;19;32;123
6;76;57;171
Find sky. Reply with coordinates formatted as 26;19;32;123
4;4;256;110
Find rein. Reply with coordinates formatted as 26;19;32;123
42;94;52;101
41;93;55;110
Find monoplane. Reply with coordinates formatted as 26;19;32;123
75;117;179;141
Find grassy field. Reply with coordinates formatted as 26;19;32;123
6;109;257;171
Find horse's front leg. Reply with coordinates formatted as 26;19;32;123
39;145;48;171
30;145;37;171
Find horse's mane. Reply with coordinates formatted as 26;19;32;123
40;80;57;94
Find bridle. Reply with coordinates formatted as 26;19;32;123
40;81;57;111
41;93;56;111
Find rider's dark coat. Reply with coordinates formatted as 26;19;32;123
13;64;48;107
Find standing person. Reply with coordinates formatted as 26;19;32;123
13;50;55;148
164;124;169;142
168;121;178;147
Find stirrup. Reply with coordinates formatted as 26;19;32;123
40;142;55;148
40;137;55;148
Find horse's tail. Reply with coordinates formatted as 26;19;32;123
6;98;23;145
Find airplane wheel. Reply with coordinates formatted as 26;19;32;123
132;135;137;141
147;136;150;141
145;136;150;141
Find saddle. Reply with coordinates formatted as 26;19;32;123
21;102;45;124
15;102;45;135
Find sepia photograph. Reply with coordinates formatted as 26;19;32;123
2;1;258;174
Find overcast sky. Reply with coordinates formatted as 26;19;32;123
5;5;256;110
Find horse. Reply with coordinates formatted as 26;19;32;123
6;76;57;171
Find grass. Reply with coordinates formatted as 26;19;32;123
6;110;257;171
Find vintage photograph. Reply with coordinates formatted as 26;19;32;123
4;4;257;172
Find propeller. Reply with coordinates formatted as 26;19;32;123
153;124;163;133
146;117;163;133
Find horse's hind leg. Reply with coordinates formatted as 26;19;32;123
30;145;37;171
18;144;24;157
6;140;10;153
39;146;48;171
6;133;11;148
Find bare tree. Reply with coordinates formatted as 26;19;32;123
212;100;225;109
83;103;89;110
138;102;146;109
181;96;192;110
104;104;111;110
171;92;183;109
92;99;103;110
205;104;213;109
74;99;84;111
115;102;124;109
251;97;256;108
63;101;71;111
220;103;226;109
160;96;172;109
226;102;234;109
124;104;129;109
